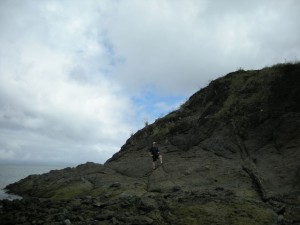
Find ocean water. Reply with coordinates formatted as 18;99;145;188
0;164;69;200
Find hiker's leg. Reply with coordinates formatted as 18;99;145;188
152;155;156;169
159;155;163;164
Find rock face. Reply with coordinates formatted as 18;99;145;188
1;63;300;225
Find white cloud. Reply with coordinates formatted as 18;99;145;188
0;0;136;164
0;0;299;164
105;0;300;94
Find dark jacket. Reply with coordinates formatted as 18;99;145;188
149;146;159;156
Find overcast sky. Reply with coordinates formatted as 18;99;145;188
0;0;299;165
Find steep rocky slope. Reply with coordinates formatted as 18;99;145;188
1;63;300;225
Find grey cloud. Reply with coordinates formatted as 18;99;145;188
0;0;299;164
105;0;300;95
0;0;136;164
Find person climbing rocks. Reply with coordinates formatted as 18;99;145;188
149;142;163;169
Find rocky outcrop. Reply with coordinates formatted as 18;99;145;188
1;63;300;225
5;162;147;200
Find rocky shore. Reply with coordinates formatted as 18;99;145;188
0;187;282;225
1;63;299;225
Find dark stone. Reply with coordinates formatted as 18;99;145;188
2;63;300;225
94;210;114;221
110;182;121;188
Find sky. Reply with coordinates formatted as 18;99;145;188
0;0;299;165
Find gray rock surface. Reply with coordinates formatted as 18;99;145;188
1;63;300;225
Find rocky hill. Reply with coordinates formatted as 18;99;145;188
1;62;300;225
